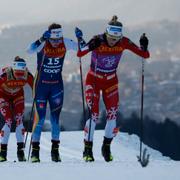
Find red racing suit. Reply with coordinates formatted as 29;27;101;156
0;67;33;144
78;34;150;141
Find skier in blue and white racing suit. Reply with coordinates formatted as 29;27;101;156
28;23;77;162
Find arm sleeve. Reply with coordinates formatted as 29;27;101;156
77;35;102;57
124;37;150;59
88;35;102;51
27;40;45;54
64;38;78;51
27;71;34;90
0;73;6;87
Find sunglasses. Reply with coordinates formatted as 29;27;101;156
106;33;121;41
12;62;26;71
49;38;62;43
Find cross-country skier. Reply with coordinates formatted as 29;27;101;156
0;56;34;162
27;23;78;163
75;15;150;162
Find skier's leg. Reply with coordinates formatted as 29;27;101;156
31;99;47;162
49;84;63;162
0;97;12;144
31;142;40;163
49;88;63;141
32;97;47;142
83;73;100;161
101;77;119;162
103;77;119;138
84;74;100;142
0;95;13;162
13;91;26;161
0;144;7;162
31;84;48;162
31;82;48;142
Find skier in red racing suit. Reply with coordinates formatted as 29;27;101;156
0;56;33;162
75;15;150;162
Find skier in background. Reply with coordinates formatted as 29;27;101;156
75;15;150;162
28;23;78;163
0;56;34;162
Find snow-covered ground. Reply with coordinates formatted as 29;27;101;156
0;131;179;180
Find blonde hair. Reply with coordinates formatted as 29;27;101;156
108;15;123;27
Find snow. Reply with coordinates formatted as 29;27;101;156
0;130;180;180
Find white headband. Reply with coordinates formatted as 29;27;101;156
106;25;122;37
12;61;26;71
50;28;63;39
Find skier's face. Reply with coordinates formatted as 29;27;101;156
106;34;121;47
49;38;62;48
13;70;26;79
12;61;27;79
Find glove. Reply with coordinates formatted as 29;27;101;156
88;36;102;51
75;27;83;39
78;38;86;49
40;30;51;42
139;33;149;51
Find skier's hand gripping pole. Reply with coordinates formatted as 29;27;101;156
75;27;87;126
137;33;150;167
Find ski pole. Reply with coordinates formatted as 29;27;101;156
87;57;98;143
27;53;45;161
137;58;150;167
79;57;87;126
140;58;145;160
75;29;87;127
24;99;35;148
75;28;96;160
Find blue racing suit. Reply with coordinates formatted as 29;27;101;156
28;38;77;142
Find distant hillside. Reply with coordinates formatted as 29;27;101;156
0;19;180;128
0;19;180;69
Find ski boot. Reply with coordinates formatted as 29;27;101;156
17;142;26;162
101;137;113;162
0;144;7;162
31;142;40;163
83;140;94;162
51;140;61;162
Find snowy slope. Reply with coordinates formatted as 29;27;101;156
0;131;179;180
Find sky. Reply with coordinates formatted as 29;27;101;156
0;0;179;26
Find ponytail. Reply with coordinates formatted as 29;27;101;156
108;15;123;27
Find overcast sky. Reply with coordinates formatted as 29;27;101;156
0;0;179;26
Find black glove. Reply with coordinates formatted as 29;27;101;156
79;38;86;49
88;36;102;51
139;33;149;51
